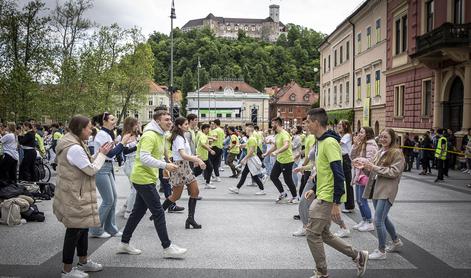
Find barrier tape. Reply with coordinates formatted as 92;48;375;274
399;145;466;156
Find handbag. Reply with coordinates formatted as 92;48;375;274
358;170;369;186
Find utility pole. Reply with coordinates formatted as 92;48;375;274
197;57;201;119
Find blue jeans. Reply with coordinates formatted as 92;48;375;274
90;162;119;236
292;161;299;187
373;199;398;250
122;183;171;249
355;184;372;221
124;157;137;213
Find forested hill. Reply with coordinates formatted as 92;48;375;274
148;24;326;97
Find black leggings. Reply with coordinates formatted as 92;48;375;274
342;154;354;210
270;161;297;197
237;164;264;190
299;170;311;196
63;228;88;264
0;153;18;182
194;159;213;184
209;147;222;177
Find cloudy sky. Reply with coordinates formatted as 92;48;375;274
19;0;366;36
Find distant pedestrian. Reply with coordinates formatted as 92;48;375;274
434;129;448;182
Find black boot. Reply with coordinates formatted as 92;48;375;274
185;197;202;229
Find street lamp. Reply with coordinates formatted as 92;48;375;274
197;56;201;119
169;0;176;120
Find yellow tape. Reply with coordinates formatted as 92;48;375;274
400;145;465;156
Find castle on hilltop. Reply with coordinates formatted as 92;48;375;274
181;5;287;42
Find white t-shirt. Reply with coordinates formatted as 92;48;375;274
172;135;191;161
93;130;114;157
67;145;93;170
1;133;19;161
340;134;352;156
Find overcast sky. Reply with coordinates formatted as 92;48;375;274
19;0;366;36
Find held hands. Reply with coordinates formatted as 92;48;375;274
197;159;206;169
121;134;134;145
363;160;374;171
293;166;303;174
165;162;179;172
304;189;315;200
99;142;113;155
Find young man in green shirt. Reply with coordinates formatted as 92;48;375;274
228;123;265;195
208;119;225;182
226;126;241;178
263;117;298;204
304;108;368;278
119;110;187;259
195;123;216;189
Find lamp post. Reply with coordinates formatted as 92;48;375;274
197;56;201;119
169;0;176;120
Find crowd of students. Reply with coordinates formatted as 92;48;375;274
2;108;470;278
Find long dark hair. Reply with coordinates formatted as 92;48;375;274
170;117;187;145
123;117;138;136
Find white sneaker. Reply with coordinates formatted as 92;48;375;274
124;211;131;219
255;190;266;195
276;192;288;204
90;232;111;238
334;228;350;238
163;243;187;259
204;183;216;189
262;174;269;184
117;242;142;255
62;268;89;278
292;226;306;237
385;239;403;252
77;260;103;272
353;220;366;230
246;182;257;187
214;177;221;182
219;167;224;172
112;231;122;237
228;187;239;194
369;249;387;260
289;197;300;204
358;222;375;232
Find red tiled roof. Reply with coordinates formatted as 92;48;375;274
199;80;260;94
148;80;167;94
270;81;318;105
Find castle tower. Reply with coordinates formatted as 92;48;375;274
269;4;280;22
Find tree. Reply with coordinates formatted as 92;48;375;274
252;64;266;91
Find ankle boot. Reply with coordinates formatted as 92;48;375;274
185;197;202;229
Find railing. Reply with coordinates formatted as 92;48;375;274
414;23;471;57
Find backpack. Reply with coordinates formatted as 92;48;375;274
21;203;45;222
0;200;22;226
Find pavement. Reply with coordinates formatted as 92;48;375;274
0;165;470;278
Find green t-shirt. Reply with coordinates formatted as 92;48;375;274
275;129;293;164
315;137;346;203
304;134;316;158
131;130;165;185
53;131;63;140
246;135;258;153
210;127;225;149
254;131;263;149
229;134;240;154
196;133;209;161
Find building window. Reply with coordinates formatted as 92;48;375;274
357;33;361;53
375;70;381;96
328;55;331;70
339;46;343;64
394;85;405;117
227;26;231;31
201;113;206;118
376;18;381;42
288;107;293;113
346;81;350;103
426;1;434;32
334;86;337;105
328;88;331;106
367;27;372;49
454;0;463;24
148;110;153;120
395;14;408;55
217;113;222;118
323;89;326;106
290;94;296;101
422;80;432;116
235;25;238;31
148;97;153;106
366;74;371;98
357;77;361;100
304;94;310;101
323;58;326;73
235;113;241;118
334;50;337;67
245;26;248;31
346;41;350;60
226;113;232;118
339;84;343;104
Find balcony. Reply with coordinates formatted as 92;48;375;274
411;23;471;68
